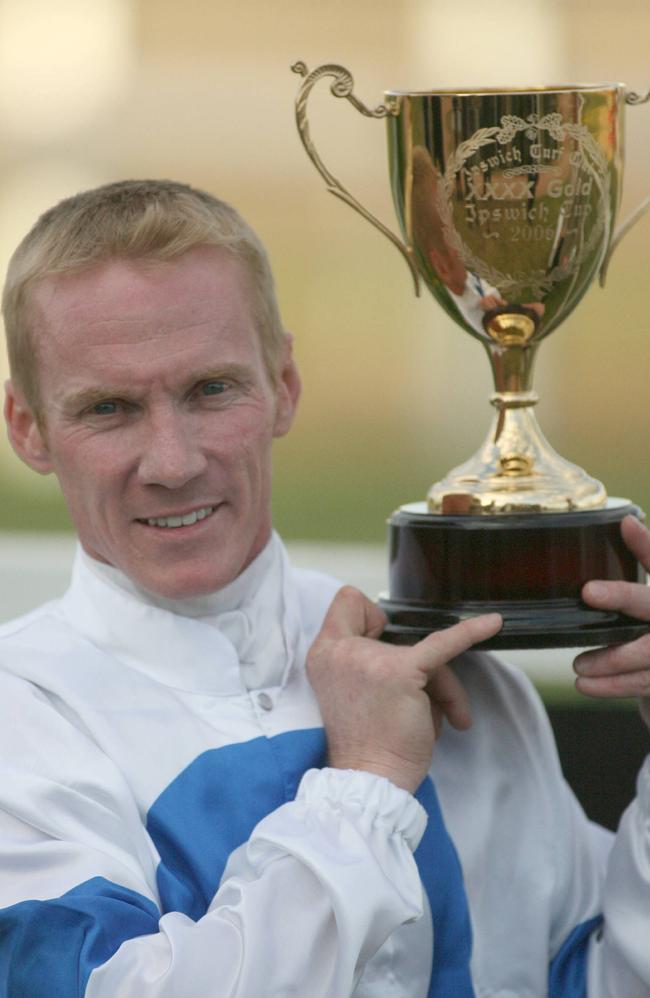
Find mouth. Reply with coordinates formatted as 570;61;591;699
135;505;218;530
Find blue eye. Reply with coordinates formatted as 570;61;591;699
92;401;118;415
202;381;227;396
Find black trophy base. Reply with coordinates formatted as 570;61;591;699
379;498;649;649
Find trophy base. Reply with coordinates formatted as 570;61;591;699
379;498;650;650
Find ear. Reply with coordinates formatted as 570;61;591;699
4;380;53;474
272;333;301;439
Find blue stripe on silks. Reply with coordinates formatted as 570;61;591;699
415;777;475;998
0;876;159;998
549;914;603;997
0;729;477;996
146;728;327;920
149;731;475;994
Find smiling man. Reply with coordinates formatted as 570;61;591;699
1;180;650;997
7;246;298;598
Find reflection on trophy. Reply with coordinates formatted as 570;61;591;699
292;62;650;648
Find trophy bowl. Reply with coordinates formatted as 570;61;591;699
292;62;650;648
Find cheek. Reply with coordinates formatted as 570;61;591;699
50;437;129;510
216;431;275;520
213;415;275;470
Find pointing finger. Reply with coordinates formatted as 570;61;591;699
411;613;503;674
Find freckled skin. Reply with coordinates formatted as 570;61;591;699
5;247;301;599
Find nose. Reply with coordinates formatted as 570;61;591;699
137;409;208;489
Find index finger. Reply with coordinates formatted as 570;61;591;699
410;613;503;674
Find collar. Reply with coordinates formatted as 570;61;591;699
60;533;303;696
83;535;277;618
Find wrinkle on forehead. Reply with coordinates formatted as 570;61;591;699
29;247;252;350
62;318;230;356
27;248;268;417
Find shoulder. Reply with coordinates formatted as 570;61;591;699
433;650;576;852
289;564;342;630
0;610;137;814
0;597;96;705
445;649;562;776
0;604;88;740
0;597;72;661
456;649;549;716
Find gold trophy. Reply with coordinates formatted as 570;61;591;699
292;62;650;648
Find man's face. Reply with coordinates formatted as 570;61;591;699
6;246;299;598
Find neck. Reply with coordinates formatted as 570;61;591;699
80;534;279;618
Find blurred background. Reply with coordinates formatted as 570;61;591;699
0;0;648;540
0;0;648;827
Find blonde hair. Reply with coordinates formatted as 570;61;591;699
2;179;285;414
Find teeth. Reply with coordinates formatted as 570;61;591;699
145;506;214;529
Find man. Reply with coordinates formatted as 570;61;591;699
0;179;649;997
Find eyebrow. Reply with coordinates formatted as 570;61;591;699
60;364;256;414
61;386;134;415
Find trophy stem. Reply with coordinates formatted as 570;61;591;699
486;340;537;396
427;341;607;514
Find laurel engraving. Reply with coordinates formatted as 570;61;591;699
439;113;611;298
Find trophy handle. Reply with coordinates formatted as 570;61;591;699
599;86;650;286
291;61;421;296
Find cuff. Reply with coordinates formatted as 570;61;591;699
296;767;428;852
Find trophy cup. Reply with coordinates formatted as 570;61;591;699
292;62;650;648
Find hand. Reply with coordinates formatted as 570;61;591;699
307;586;502;793
574;515;650;728
479;293;506;311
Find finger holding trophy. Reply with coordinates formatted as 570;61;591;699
575;514;650;725
292;62;650;649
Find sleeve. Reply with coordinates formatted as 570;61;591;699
584;756;650;997
0;676;428;998
524;677;650;997
478;655;650;997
